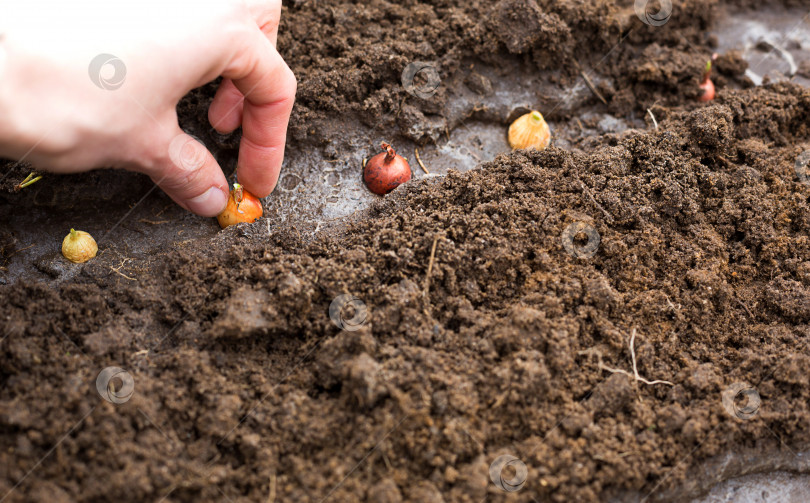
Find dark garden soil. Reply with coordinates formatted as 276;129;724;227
2;0;810;502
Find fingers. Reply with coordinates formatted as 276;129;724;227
149;129;229;217
207;33;281;135
245;0;281;46
209;78;244;133
259;17;279;47
208;0;281;135
223;27;296;198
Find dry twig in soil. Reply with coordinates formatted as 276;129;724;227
647;108;659;130
423;235;439;296
414;148;431;174
580;71;608;105
423;236;440;316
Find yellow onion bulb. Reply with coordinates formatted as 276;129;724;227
508;110;551;151
61;228;98;263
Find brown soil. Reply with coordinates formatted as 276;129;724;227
2;1;810;502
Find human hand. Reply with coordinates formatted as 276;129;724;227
0;0;296;216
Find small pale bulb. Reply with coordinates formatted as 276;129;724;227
61;228;98;263
508;110;551;151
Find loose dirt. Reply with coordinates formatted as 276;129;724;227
2;1;810;502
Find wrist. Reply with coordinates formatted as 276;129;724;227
0;55;9;161
0;32;13;158
0;33;28;161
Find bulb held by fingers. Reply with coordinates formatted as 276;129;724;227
217;183;263;228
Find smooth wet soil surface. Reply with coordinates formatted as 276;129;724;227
2;1;810;502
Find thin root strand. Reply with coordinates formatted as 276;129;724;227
579;328;674;387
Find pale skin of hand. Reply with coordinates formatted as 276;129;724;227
0;0;296;216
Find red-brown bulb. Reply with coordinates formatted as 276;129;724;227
698;60;715;102
363;142;411;195
699;78;715;102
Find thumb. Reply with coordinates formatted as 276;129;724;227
150;131;230;217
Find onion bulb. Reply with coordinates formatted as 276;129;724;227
508;111;551;151
363;142;412;195
61;229;97;263
699;60;715;102
217;183;263;229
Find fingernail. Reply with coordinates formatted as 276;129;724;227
186;186;228;217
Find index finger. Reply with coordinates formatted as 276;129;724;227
223;27;296;198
